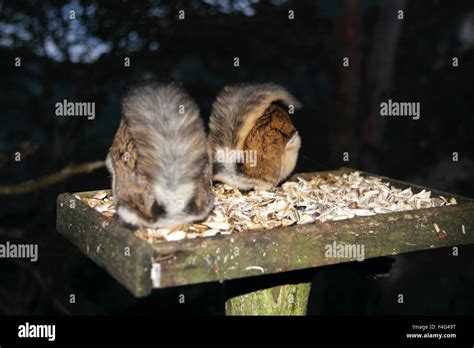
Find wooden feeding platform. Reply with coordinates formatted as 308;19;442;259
56;168;474;315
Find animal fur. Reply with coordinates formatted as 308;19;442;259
209;83;302;190
107;82;214;229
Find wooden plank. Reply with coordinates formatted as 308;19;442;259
56;193;153;297
150;201;474;288
56;167;474;296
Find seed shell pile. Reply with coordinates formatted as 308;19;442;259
79;172;457;244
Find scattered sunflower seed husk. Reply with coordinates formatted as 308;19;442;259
164;230;186;242
79;171;457;243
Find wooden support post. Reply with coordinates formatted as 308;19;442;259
225;282;311;316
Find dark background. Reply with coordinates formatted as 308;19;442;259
0;0;473;315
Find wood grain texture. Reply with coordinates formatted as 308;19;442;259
57;192;153;297
225;283;311;315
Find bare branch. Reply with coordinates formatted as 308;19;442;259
0;160;105;195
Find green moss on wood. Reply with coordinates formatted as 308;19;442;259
56;193;153;297
56;168;474;297
225;283;311;315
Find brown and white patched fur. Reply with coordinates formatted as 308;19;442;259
209;83;302;190
106;82;214;229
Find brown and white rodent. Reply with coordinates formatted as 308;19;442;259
106;82;214;229
208;83;302;190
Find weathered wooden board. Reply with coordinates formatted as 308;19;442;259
56;194;154;296
56;168;474;297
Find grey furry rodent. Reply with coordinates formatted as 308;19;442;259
106;82;214;229
208;83;302;190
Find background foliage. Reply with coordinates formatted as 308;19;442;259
0;0;473;314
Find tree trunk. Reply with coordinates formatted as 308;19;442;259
361;0;408;172
330;0;361;168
